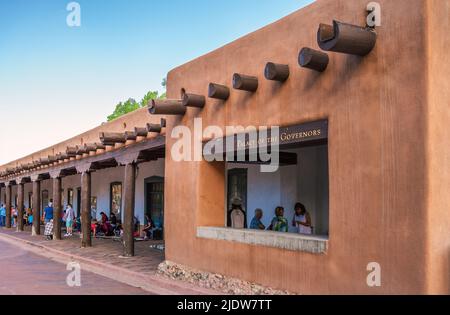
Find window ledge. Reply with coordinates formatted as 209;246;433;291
197;227;328;255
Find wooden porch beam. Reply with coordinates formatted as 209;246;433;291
99;132;127;145
133;127;148;138
147;123;162;133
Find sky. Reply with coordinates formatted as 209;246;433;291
0;0;313;165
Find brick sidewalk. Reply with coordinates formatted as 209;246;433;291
0;226;219;295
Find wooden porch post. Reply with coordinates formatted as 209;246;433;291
17;182;24;231
31;179;41;236
123;162;136;257
81;171;92;247
52;176;62;240
5;184;11;228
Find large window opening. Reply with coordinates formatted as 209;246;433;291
225;120;329;238
42;190;49;211
226;145;329;237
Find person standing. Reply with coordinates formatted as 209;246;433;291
11;207;17;227
0;204;6;227
142;214;155;240
44;219;54;241
292;202;313;235
268;206;288;232
228;197;246;229
63;204;75;237
43;201;54;224
250;209;266;230
27;208;33;226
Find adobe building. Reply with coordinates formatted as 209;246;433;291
0;0;449;294
157;0;449;294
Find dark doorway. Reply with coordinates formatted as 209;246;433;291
28;192;33;209
145;177;164;240
110;182;122;218
76;188;81;218
42;190;49;211
67;188;74;207
227;168;248;228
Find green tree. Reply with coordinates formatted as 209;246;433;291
160;77;167;99
107;98;139;122
140;91;161;108
107;78;167;121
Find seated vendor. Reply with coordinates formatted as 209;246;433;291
267;206;288;232
250;208;265;230
142;214;155;239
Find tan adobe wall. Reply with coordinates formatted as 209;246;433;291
163;0;449;294
425;0;450;295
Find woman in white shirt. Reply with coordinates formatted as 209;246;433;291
292;203;313;235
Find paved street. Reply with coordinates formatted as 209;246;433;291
0;238;152;295
0;228;219;295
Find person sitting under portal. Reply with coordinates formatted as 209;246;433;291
110;213;117;226
250;208;265;230
98;212;113;236
267;206;288;232
230;197;246;229
292;202;313;235
142;214;155;240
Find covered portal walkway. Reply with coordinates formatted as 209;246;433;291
0;118;166;257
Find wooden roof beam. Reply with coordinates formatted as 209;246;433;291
134;127;148;138
99;132;127;146
148;99;186;116
317;20;377;56
147;123;162;133
233;73;258;92
299;47;329;72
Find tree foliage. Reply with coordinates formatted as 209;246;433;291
106;78;167;121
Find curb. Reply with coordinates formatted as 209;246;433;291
0;231;217;295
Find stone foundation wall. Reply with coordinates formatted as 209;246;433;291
157;261;293;295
